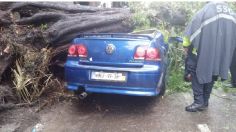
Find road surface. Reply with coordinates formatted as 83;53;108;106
0;89;236;132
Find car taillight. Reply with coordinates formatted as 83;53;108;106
146;47;160;61
77;44;87;57
134;46;146;59
68;45;77;56
68;44;87;57
134;46;161;61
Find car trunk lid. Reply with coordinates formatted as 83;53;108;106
73;35;151;67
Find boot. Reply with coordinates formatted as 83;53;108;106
185;103;206;112
204;101;208;107
203;82;214;107
185;94;206;112
203;94;209;107
203;89;210;108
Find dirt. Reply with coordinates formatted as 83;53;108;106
0;105;39;132
0;85;16;104
0;88;236;132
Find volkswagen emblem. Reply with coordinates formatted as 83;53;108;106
106;44;116;54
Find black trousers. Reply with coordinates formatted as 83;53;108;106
185;50;215;105
191;73;214;105
230;50;236;87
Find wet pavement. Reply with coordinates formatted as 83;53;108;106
1;89;236;132
33;89;236;132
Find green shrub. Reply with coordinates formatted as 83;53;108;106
129;2;203;93
130;2;236;93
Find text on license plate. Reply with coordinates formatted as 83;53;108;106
91;71;127;82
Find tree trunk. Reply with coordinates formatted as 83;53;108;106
0;2;134;81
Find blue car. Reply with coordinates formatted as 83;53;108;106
65;29;169;97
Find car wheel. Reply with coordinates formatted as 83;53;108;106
159;72;166;96
159;78;166;96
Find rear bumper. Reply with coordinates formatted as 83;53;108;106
67;83;158;96
65;61;163;96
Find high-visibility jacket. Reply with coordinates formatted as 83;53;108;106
184;2;236;84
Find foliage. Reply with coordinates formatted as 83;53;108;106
130;1;205;31
12;46;54;103
13;60;33;103
129;2;206;93
166;37;189;94
165;33;190;94
129;2;151;30
228;2;236;11
213;75;236;93
130;2;236;94
40;24;48;31
166;69;191;94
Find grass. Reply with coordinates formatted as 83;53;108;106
13;60;34;103
12;47;54;103
166;69;191;94
214;79;236;93
158;23;191;94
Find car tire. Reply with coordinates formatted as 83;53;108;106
159;65;168;96
159;78;166;96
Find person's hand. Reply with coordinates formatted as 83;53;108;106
184;48;188;56
184;73;192;82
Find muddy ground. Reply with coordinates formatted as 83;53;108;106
0;88;236;132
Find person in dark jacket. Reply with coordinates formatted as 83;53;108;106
183;2;236;112
230;50;236;87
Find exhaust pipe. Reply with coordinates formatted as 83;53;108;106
79;92;88;99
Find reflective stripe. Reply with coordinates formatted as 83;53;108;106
192;48;197;55
190;13;236;42
183;36;191;47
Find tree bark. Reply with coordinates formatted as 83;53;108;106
0;2;134;81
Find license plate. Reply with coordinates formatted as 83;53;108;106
91;71;127;82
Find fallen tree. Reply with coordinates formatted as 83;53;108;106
12;2;132;43
0;1;133;77
0;2;134;107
